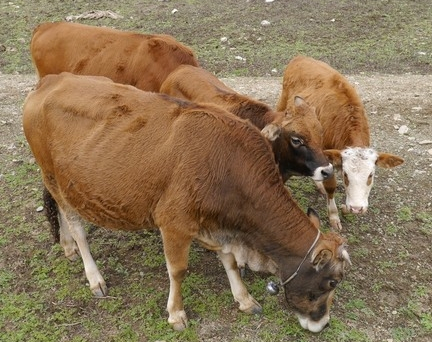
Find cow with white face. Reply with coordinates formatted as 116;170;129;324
324;147;403;218
277;55;404;229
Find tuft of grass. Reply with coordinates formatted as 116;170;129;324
396;206;413;222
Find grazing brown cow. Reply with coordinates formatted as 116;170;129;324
23;72;350;333
160;65;333;182
277;55;404;229
30;21;199;92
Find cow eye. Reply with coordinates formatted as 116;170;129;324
329;280;338;288
290;137;303;147
343;172;349;186
367;173;373;185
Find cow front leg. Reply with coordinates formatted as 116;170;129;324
217;251;262;315
59;207;107;297
160;228;192;331
322;175;342;230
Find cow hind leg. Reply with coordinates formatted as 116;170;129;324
159;226;193;331
217;251;262;315
59;210;80;261
58;207;107;297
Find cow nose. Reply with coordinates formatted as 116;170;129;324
350;206;364;214
321;165;334;180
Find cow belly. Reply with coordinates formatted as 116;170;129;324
196;230;277;274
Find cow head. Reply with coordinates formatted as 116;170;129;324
281;230;351;333
325;147;404;214
261;96;333;182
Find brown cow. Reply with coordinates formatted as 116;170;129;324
23;72;350;333
277;55;404;229
160;65;333;182
30;21;199;92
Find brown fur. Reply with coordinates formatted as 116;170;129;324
23;72;349;331
30;22;199;92
160;64;332;181
277;55;370;149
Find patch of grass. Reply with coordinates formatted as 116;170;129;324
416;211;432;235
396;206;413;222
391;326;416;342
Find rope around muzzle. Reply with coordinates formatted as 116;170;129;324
266;229;321;295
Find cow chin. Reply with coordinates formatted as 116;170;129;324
296;313;330;333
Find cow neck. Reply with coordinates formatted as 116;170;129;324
237;185;321;265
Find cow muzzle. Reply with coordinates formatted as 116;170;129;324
296;313;330;333
312;163;334;181
342;204;368;214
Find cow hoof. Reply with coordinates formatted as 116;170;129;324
240;299;262;315
65;248;80;261
330;219;342;230
172;321;187;331
91;282;108;297
169;310;188;331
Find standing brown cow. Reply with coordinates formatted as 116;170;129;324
30;21;199;92
23;72;350;333
277;55;404;229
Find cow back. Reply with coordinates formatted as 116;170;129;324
23;72;278;231
277;55;370;149
160;65;277;129
30;22;199;92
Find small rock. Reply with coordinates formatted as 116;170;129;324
36;206;44;212
265;0;274;2
261;20;271;26
220;37;228;43
419;140;432;145
411;106;422;111
428;149;432;155
271;68;277;73
171;8;178;14
398;125;409;134
235;56;245;61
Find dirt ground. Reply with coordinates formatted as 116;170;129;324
1;72;431;341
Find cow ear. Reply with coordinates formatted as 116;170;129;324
324;149;342;168
307;208;320;230
312;249;333;271
376;153;404;168
294;95;306;107
291;96;309;116
261;123;281;141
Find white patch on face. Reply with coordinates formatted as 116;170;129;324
312;163;334;181
341;147;378;213
297;312;330;333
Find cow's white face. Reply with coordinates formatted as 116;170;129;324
341;147;378;214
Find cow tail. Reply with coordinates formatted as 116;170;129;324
43;186;60;243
